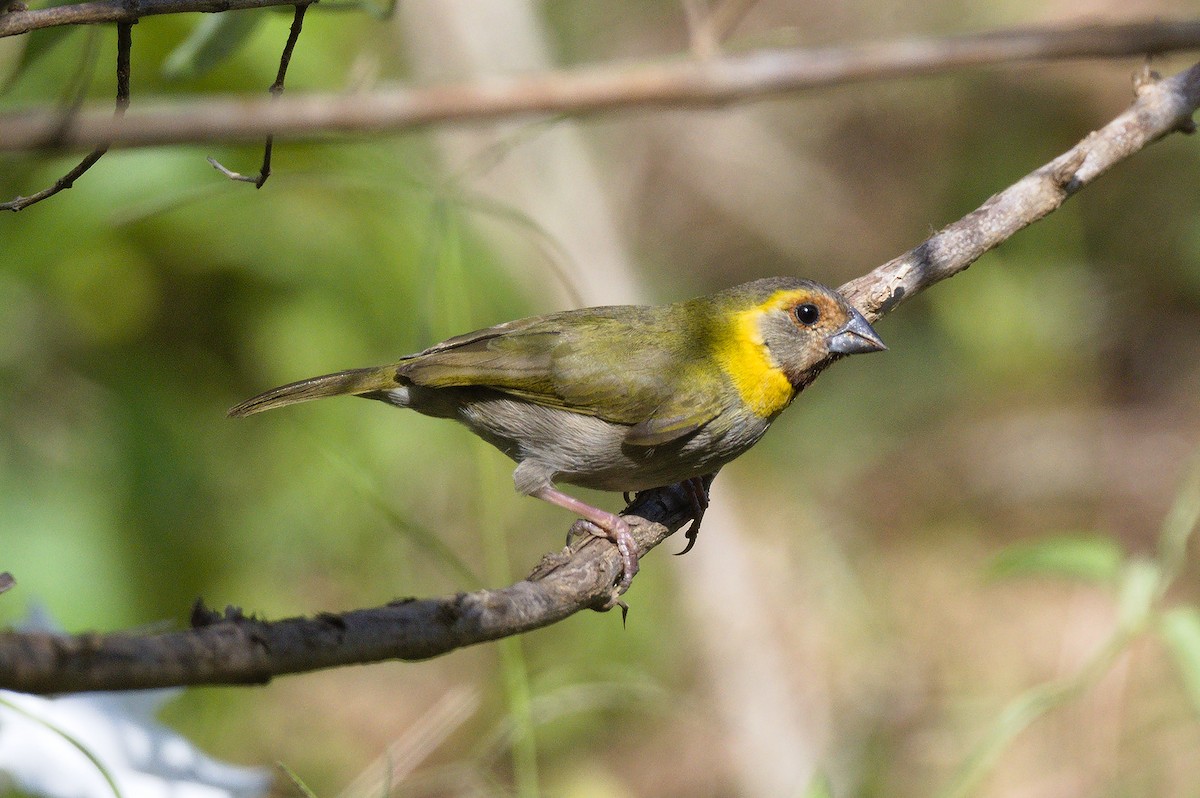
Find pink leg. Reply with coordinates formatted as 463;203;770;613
532;484;639;595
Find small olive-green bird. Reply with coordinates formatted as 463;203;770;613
229;277;884;596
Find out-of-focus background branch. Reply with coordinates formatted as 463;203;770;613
5;20;1200;151
2;1;1200;797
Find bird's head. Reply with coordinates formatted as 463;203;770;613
707;277;886;417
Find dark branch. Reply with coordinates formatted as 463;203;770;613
207;2;309;187
0;19;132;211
0;0;309;38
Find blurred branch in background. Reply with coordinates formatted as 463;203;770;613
4;20;1200;152
0;55;1196;694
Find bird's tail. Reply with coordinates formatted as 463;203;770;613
227;366;397;417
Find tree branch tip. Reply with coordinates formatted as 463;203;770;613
1133;64;1163;96
207;155;266;186
0;572;14;595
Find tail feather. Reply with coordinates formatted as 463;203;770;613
228;367;397;417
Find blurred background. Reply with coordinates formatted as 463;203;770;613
2;0;1200;795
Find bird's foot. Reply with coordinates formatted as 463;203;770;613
570;517;640;600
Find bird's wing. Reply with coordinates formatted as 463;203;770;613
398;307;722;444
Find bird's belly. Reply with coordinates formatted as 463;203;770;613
456;395;772;493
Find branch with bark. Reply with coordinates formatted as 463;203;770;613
0;56;1196;695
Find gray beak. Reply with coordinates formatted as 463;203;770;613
827;308;887;355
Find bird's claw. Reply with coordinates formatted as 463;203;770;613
674;476;711;556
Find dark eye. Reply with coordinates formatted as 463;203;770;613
794;303;820;326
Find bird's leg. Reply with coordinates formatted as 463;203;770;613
675;475;712;556
531;484;639;596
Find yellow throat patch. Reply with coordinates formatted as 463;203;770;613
714;290;801;418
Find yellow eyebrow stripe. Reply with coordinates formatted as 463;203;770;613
714;290;803;418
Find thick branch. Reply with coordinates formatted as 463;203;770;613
0;483;700;693
3;21;1200;152
0;60;1197;696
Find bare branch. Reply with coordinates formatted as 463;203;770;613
0;19;132;211
208;2;310;187
4;20;1200;153
0;481;702;693
0;59;1197;695
0;0;307;38
839;62;1200;322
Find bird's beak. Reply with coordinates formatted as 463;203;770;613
827;308;887;354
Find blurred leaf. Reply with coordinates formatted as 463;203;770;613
1115;557;1161;631
1161;606;1200;715
276;762;318;798
1;0;81;93
939;679;1070;798
803;772;834;798
988;535;1123;584
357;0;397;22
161;11;265;82
1158;451;1200;584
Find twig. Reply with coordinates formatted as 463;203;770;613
207;2;308;187
4;20;1200;152
837;62;1200;322
0;59;1198;694
0;19;132;211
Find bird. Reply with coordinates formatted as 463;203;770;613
228;277;885;598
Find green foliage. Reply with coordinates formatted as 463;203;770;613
161;11;268;82
988;534;1124;584
948;454;1200;796
0;0;86;93
1161;607;1200;715
277;762;321;798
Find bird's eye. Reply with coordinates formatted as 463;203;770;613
794;303;821;326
